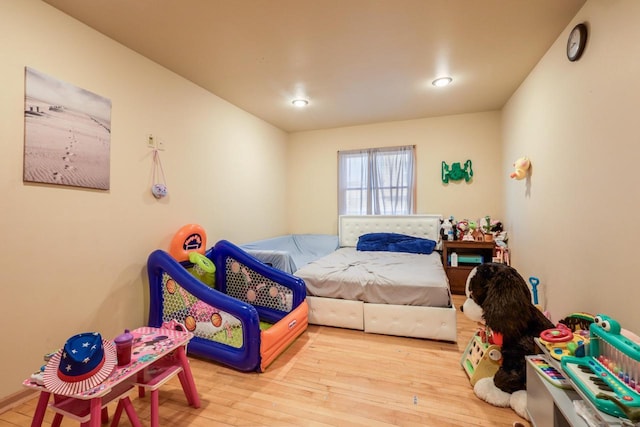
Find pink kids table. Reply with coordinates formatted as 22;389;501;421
23;326;200;427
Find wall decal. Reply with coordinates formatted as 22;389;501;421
442;160;473;183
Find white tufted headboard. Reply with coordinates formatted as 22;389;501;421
338;215;442;247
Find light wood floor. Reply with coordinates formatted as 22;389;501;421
1;295;529;426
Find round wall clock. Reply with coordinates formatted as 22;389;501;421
567;23;588;62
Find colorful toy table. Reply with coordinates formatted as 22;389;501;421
23;326;200;427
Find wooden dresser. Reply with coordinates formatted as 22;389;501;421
442;240;496;295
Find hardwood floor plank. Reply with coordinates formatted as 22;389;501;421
2;295;528;426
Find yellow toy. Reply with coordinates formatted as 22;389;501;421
538;325;590;361
509;157;531;180
461;327;503;386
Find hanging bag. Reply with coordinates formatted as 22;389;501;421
151;149;168;199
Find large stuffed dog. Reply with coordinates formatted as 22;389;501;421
461;263;553;419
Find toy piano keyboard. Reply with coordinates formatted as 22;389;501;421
561;314;640;420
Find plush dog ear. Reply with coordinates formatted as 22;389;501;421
481;264;533;338
467;263;508;306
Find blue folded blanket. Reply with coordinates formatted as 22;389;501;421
356;233;437;254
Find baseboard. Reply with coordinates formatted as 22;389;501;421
0;389;38;415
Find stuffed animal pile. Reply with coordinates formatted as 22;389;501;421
461;263;554;419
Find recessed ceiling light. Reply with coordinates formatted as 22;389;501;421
292;99;309;107
432;77;453;87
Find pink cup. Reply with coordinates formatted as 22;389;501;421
114;329;134;366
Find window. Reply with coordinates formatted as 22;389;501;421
338;145;416;215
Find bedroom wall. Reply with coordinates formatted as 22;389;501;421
502;0;639;329
287;111;503;234
0;2;288;399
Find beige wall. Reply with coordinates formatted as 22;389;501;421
5;0;640;406
503;0;639;329
287;111;504;233
1;2;288;399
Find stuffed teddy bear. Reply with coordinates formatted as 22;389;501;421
510;157;531;180
461;263;554;420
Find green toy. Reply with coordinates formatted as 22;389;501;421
596;393;640;423
442;160;473;183
188;252;216;287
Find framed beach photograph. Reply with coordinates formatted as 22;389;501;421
23;67;111;190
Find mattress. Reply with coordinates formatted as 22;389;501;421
241;234;339;274
295;247;451;307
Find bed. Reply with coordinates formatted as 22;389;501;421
243;215;457;342
295;215;456;342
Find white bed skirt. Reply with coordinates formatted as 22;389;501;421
307;296;457;342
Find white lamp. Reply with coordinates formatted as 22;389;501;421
432;77;453;87
291;99;309;107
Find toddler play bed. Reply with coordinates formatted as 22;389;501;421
147;230;308;372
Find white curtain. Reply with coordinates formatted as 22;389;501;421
338;145;415;215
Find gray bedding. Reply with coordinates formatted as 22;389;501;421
241;234;339;274
295;247;451;307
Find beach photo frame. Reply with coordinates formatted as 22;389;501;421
23;67;111;190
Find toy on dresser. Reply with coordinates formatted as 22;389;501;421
526;355;572;389
461;326;503;386
538;323;590;360
561;314;640;421
538;312;592;360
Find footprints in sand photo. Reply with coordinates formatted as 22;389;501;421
52;132;80;183
23;67;111;190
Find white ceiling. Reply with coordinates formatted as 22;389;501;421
42;0;586;132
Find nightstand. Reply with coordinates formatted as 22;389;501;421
442;240;496;295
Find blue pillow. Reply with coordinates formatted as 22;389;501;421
389;239;436;254
356;233;436;254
